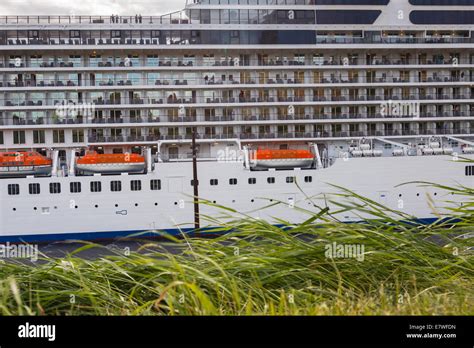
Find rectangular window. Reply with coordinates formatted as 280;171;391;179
91;181;102;192
190;179;199;186
286;176;295;183
150;179;161;190
70;182;82;193
304;176;313;183
0;131;3;144
248;177;256;184
229;178;238;185
13;131;25;144
33;130;45;144
210;179;219;186
53;130;65;143
29;183;41;195
111;181;122;192
49;182;61;194
131;180;142;191
72;130;84;143
267;177;275;184
8;184;20;195
466;165;474;176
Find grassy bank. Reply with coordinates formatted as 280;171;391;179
0;184;473;315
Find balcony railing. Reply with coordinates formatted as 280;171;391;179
0;35;473;47
86;129;472;143
1;91;473;109
1;111;473;128
1;58;474;69
1;74;473;90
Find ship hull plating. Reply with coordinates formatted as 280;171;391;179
0;155;472;242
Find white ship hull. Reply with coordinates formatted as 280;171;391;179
1;155;472;242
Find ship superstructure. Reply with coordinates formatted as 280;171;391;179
0;0;473;241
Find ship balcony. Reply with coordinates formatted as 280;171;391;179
1;58;473;70
1;111;473;128
1;75;473;91
1;91;473;110
1;34;473;47
11;128;474;147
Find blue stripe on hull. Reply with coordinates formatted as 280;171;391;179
0;217;458;243
0;228;202;243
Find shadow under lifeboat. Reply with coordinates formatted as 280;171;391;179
76;151;146;174
0;151;53;177
249;149;314;170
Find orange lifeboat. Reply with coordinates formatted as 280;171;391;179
0;151;52;177
76;151;146;174
250;149;314;169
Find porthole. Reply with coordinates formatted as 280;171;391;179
95;204;99;208
12;208;16;211
155;203;158;206
135;203;139;207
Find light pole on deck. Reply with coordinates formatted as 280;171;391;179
192;127;200;230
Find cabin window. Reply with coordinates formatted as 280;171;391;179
70;182;81;193
111;181;122;192
304;176;313;183
29;183;41;195
466;166;474;176
8;184;20;195
267;177;275;184
49;183;61;194
131;180;142;191
150;179;161;190
190;179;199;186
13;131;25;144
91;181;102;192
286;177;295;183
248;177;257;184
210;179;219;186
229;178;238;185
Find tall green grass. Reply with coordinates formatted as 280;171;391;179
0;183;472;315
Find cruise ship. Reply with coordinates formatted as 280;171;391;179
0;0;473;242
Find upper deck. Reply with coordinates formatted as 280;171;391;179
0;0;473;30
